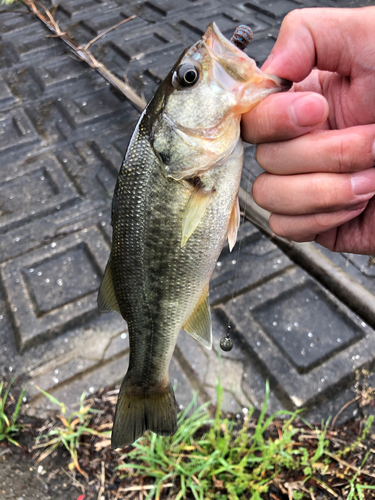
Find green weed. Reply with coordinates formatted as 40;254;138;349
0;377;25;446
116;381;328;500
34;388;108;478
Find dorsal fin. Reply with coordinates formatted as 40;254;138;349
97;259;121;315
183;286;212;350
181;185;212;247
227;194;240;252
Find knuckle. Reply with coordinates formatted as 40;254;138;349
312;177;338;210
282;9;304;30
311;213;334;233
336;138;355;173
256;144;271;168
252;174;269;206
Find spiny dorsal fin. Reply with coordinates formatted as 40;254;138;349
181;185;212;247
227;194;240;252
183;286;212;350
97;259;121;315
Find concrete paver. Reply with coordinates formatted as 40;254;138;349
0;0;373;428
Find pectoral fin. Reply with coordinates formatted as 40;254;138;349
97;259;121;315
181;185;212;247
183;286;212;350
227;194;240;252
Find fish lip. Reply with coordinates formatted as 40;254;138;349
203;21;250;61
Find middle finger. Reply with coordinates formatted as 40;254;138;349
252;169;375;215
256;125;375;175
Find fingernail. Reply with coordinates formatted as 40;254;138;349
289;95;327;128
351;168;375;195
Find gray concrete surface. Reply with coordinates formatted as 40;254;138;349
0;0;374;434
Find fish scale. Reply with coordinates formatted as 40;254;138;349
97;22;291;447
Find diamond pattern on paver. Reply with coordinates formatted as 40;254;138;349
210;225;292;305
244;0;301;18
5;67;43;101
343;254;375;278
181;11;269;41
109;31;173;62
246;36;276;66
59;0;115;20
0;42;20;67
1;226;109;351
11;27;63;60
252;282;363;373
57;90;129;128
24;244;101;315
0;155;79;234
0;109;40;155
0;76;17;109
225;267;375;409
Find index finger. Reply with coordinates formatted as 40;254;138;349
262;7;375;82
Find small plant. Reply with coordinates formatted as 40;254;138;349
0;377;25;446
116;382;318;500
34;388;108;478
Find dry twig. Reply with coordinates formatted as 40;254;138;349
21;0;146;112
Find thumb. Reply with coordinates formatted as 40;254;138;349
262;7;375;82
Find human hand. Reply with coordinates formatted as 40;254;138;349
242;7;375;254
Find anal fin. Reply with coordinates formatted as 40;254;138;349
183;286;212;350
97;258;121;315
227;194;240;252
181;185;212;247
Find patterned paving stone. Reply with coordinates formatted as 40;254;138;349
0;154;79;234
0;0;373;425
224;268;375;410
1;226;109;350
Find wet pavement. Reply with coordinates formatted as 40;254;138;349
0;0;374;441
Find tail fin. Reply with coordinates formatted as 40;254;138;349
111;377;178;448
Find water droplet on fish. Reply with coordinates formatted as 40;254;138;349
308;332;313;337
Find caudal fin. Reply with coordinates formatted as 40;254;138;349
111;377;178;448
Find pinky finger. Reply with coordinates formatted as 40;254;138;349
269;203;368;242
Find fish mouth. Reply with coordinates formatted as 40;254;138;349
259;70;293;93
263;75;293;92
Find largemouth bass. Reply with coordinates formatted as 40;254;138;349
98;22;290;448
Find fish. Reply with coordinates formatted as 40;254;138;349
98;22;291;448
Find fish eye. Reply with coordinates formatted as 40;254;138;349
175;63;200;88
